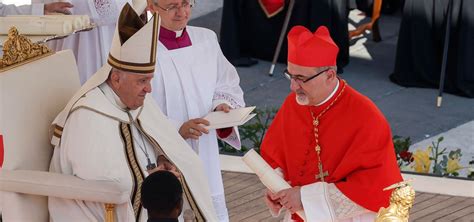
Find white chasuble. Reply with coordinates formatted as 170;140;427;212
49;84;218;222
151;26;245;221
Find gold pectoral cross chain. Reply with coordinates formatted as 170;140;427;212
312;118;329;182
310;80;347;182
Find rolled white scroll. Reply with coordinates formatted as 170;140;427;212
42;15;91;30
242;149;306;220
0;16;81;36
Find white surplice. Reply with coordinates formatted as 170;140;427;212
45;0;129;84
151;26;245;222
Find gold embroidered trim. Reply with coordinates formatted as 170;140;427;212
150;13;159;63
107;54;155;73
119;123;144;221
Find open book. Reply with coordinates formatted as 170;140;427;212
203;106;257;130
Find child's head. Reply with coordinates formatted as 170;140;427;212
141;170;183;219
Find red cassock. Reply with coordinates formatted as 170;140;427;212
261;79;403;221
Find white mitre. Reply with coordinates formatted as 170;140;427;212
51;1;160;145
107;2;158;74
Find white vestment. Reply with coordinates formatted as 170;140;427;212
45;0;129;84
49;64;218;222
49;85;154;222
151;26;245;221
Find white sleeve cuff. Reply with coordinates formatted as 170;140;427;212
31;3;44;15
300;182;336;222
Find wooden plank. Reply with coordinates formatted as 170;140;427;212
240;208;271;222
410;194;452;214
437;205;474;221
224;173;255;189
454;212;474;222
227;186;266;209
222;171;246;181
228;193;269;221
425;198;474;221
225;174;262;196
413;192;437;205
409;196;468;220
227;181;264;203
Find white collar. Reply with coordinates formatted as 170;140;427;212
98;82;142;121
175;29;184;38
315;80;340;106
99;82;127;110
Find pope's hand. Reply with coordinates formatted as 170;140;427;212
276;186;303;214
179;118;209;140
44;2;73;15
264;189;283;214
214;103;232;113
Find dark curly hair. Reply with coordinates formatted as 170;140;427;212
141;170;183;216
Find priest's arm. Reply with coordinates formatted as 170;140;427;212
212;31;246;149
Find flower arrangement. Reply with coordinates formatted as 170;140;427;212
394;136;473;179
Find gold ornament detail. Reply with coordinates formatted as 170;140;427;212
0;27;52;72
375;181;416;222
